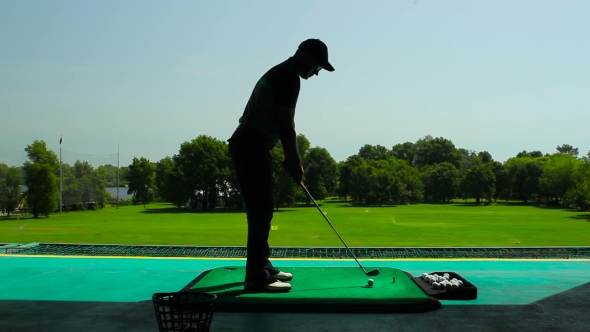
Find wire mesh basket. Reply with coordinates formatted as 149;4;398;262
152;292;217;332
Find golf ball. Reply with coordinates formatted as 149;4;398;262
368;279;374;286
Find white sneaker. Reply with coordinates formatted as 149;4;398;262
268;268;293;281
244;276;292;292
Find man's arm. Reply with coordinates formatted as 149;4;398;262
278;106;301;165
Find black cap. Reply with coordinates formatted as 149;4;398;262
298;39;335;72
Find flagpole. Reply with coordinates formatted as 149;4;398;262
117;142;119;209
59;135;62;214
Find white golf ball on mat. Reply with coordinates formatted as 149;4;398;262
368;278;374;286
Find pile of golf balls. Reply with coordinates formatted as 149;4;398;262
421;273;463;290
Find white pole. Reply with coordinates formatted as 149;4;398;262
117;142;119;209
60;135;62;214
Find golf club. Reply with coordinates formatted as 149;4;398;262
300;182;379;276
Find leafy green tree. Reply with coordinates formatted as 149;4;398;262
302;147;338;202
457;148;477;174
97;164;125;186
556;144;578;157
296;134;310;159
4;167;23;215
490;161;509;202
365;159;408;206
391;142;416;166
22;140;59;218
478;151;493;163
516;150;543;158
77;161;106;204
59;161;108;208
349;160;376;205
335;155;362;201
564;153;590;210
0;163;9;213
387;158;424;203
421;162;461;203
277;133;310;160
357;144;391;161
174;135;230;211
126;157;156;207
539;153;576;202
461;157;495;204
506;157;544;203
270;147;296;210
414;136;462;169
155;156;187;208
61;164;80;206
0;164;23;216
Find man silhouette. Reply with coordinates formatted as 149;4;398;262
228;39;335;292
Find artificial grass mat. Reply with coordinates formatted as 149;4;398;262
182;266;441;313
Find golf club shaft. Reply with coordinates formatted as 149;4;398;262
300;182;369;273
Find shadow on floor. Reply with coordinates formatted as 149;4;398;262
1;282;588;332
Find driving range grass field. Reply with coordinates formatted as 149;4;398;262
1;201;589;247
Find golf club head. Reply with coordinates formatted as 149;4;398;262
366;269;380;276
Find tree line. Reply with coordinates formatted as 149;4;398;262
1;136;589;218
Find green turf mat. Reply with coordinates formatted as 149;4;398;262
183;266;441;313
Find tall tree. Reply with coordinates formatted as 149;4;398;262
174;135;230;211
421;162;461;203
506;157;544;203
0;163;9;213
539;153;576;202
457;148;477;174
302;147;338;202
391;142;417;166
461;157;496;204
335;155;362;201
478;151;493;163
357;144;391;161
296;134;311;159
414;136;462;169
349;160;376;205
0;165;23;216
270;147;296;210
556;144;579;157
387;157;424;203
516;150;543;158
276;133;310;159
22;140;59;218
126;157;155;207
565;154;590;210
490;161;509;202
155;156;187;208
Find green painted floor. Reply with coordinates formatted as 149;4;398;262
1;255;588;306
2;256;590;332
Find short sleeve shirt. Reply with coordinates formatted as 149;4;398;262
238;57;300;149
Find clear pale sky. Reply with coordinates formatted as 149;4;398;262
1;0;589;168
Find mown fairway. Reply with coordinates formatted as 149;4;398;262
1;202;589;247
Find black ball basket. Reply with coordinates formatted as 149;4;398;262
152;292;217;332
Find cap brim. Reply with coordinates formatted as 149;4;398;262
321;61;335;72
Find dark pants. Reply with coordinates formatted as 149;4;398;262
228;126;275;281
